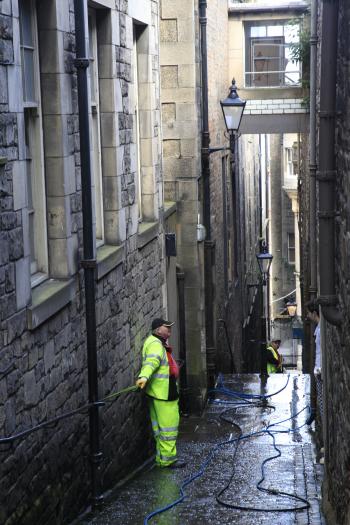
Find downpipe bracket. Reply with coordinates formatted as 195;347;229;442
81;258;97;269
317;295;338;307
316;169;337;182
74;57;90;69
318;211;339;219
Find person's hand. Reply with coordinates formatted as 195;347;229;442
136;377;147;389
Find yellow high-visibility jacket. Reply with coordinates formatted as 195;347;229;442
138;335;170;400
267;345;282;374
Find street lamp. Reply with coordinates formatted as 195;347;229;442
256;242;273;377
220;78;246;134
256;243;273;285
286;302;297;317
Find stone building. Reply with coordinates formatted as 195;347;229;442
300;0;350;523
0;0;169;523
160;0;246;397
228;1;309;369
0;0;314;523
159;0;267;384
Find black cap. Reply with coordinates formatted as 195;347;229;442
151;318;174;330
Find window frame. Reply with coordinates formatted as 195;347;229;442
244;19;301;88
88;7;105;247
19;0;48;288
285;147;294;177
287;232;296;265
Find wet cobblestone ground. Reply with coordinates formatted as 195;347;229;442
76;373;326;525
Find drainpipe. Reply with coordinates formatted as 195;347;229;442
199;0;210;237
177;267;189;415
199;0;216;385
317;0;342;327
74;0;103;508
309;0;317;302
305;0;318;378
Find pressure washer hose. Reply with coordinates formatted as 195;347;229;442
143;374;311;524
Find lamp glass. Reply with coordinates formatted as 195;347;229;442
286;303;297;317
256;252;273;276
221;104;245;132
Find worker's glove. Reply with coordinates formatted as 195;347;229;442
136;377;147;389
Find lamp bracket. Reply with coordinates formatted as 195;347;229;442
208;146;231;154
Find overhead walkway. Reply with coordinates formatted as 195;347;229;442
240;98;309;134
76;373;325;525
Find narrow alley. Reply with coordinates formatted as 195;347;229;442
76;374;325;525
1;0;350;523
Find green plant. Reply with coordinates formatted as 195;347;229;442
287;16;311;108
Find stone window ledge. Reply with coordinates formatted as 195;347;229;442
27;278;75;330
137;221;159;249
163;201;177;219
96;244;124;280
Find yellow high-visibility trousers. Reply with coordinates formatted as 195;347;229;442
148;398;179;467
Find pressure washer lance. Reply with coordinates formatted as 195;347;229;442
102;385;140;402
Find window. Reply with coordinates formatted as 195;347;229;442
133;25;142;220
244;20;301;88
133;23;155;223
285;147;294;177
88;9;104;246
288;232;295;264
19;0;48;287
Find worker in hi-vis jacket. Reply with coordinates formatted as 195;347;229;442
266;339;283;374
136;318;186;468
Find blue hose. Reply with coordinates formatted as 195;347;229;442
144;376;308;524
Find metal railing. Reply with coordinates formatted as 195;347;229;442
245;41;301;88
245;70;301;88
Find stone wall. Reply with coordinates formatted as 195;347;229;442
206;0;247;373
322;0;350;523
160;0;207;410
0;0;165;523
237;134;262;371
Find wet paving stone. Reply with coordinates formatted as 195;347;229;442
76;373;326;525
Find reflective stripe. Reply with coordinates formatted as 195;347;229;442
159;435;177;441
146;354;161;362
153;373;169;379
159;453;177;461
159;425;178;432
143;360;157;370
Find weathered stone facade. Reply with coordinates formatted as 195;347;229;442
160;0;207;409
320;0;350;523
0;0;166;523
207;0;245;373
159;0;253;385
238;134;262;372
